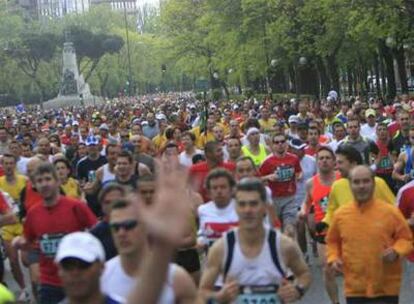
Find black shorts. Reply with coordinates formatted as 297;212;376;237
27;249;40;265
173;248;200;273
315;233;326;244
346;296;399;304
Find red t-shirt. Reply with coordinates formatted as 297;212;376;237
0;192;10;214
189;161;236;202
259;153;301;197
24;196;97;286
388;121;400;138
376;140;393;175
304;145;319;157
398;185;414;262
60;134;71;146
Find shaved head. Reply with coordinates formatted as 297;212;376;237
349;165;375;204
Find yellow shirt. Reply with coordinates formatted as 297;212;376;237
0;175;26;240
241;144;268;167
61;177;82;199
259;118;277;133
152;133;167;153
192;127;215;149
221;121;230;136
323;177;395;225
326;199;412;298
0;175;27;201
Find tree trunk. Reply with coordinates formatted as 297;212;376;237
220;80;230;99
395;46;409;94
300;65;319;97
373;53;381;96
379;53;387;97
353;70;359;96
289;64;296;94
363;65;369;96
326;54;340;93
316;56;330;97
378;39;397;98
347;66;353;96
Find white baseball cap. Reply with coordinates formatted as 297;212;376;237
55;232;105;263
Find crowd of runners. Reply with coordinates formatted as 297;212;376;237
0;92;413;304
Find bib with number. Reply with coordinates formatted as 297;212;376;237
237;285;281;304
275;165;294;182
318;196;329;213
378;156;392;170
39;233;65;258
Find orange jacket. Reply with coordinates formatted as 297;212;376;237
326;199;413;298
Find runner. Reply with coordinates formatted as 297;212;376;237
76;135;107;216
53;158;83;200
396;178;414;265
189;141;235;202
83;143;120;194
199;177;311;303
302;146;341;304
0;153;28;300
137;173;201;284
392;126;414;183
375;122;395;192
129;135;155;172
90;184;126;261
338;117;378;165
241;127;269;167
179;132;203;167
327;165;413;304
226;137;242;164
235;156;279;227
101;198;198;303
320;145;395;230
390;110;410;157
328;122;347;152
259;133;302;238
0;190;17;285
13;162;97;303
304;127;322;157
197;168;238;250
360;109;378;141
55;232;122;304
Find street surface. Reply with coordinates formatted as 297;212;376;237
3;254;414;303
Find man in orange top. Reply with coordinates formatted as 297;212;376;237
327;165;413;304
302;146;340;304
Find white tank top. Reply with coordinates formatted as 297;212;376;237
224;228;286;286
101;164;115;185
197;199;238;246
101;256;176;304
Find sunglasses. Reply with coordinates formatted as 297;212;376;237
273;140;286;144
110;219;138;232
60;258;94;271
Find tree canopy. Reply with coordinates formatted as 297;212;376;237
0;0;413;105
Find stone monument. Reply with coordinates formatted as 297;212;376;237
43;33;102;109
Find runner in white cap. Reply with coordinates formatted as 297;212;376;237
55;232;121;304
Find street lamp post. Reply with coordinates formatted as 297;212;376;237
123;0;133;96
296;56;307;97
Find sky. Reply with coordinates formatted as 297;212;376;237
141;0;159;6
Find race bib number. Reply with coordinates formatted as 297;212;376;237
237;285;281;304
204;222;238;246
410;169;414;180
39;233;65;258
275;165;294;182
318;196;329;213
378;157;392;170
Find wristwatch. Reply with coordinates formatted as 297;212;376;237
294;283;306;298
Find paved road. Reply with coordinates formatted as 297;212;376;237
3;255;414;303
300;257;414;304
